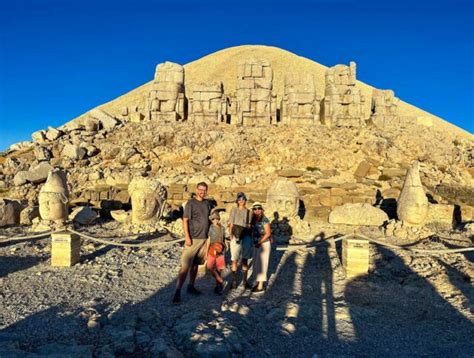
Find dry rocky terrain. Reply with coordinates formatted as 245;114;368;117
0;45;473;357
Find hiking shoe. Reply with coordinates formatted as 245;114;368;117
187;285;201;295
172;290;181;304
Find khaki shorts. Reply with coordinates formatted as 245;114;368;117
180;238;208;269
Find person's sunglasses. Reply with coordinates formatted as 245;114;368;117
253;207;263;211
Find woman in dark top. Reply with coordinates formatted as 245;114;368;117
250;202;272;293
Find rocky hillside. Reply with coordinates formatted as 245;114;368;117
0;45;473;224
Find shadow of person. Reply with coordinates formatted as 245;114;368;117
345;246;474;356
0;256;45;278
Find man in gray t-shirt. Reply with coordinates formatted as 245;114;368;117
173;182;211;304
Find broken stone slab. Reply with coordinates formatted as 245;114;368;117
0;199;22;227
31;130;47;143
8;141;32;152
354;160;372;178
20;206;40;225
13;162;53;186
89;108;119;130
34;145;52;162
69;206;98;225
111;210;131;223
426;203;454;225
62;144;87;160
277;169;304;178
329;203;389;226
45;126;64;141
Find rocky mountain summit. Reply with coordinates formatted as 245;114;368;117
0;45;473;357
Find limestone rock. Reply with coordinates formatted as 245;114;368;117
34;145;52;162
31;130;47;143
20;206;40;225
329;203;389;226
13;162;53;186
111;210;131;223
0;199;22;227
45;126;63;141
69;206;97;225
397;161;428;225
89;108;119;130
426;203;454;225
62;144;87;160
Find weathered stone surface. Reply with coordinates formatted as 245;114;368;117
397;161;428;225
89;109;119;130
147;61;186;122
38;169;69;227
354;161;371;178
230;59;276;125
32;130;47;143
128;177;167;227
20;206;40;225
281;73;320;126
189;82;227;124
0;199;22;227
266;179;300;219
69;206;97;225
62;144;87;160
329;203;389;226
323;61;365;127
277;169;304;178
370;89;399;127
13;162;53;186
111;210;131;223
426;203;454;225
45;126;63;141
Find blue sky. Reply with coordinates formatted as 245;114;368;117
0;0;473;150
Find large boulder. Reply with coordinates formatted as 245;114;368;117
0;199;22;227
13;162;53;186
62;144;87;160
69;206;97;225
329;203;389;226
89;108;119;130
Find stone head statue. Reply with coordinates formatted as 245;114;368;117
128;177;167;225
39;169;69;223
397;161;428;225
266;179;300;219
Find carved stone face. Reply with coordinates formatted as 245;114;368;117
39;192;68;222
266;180;300;219
128;177;166;226
398;189;428;225
131;190;161;224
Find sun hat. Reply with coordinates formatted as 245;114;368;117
251;202;264;210
209;211;221;220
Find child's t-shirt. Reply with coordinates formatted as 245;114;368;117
209;224;225;244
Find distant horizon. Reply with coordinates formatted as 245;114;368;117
1;0;473;150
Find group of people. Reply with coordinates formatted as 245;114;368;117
172;182;272;304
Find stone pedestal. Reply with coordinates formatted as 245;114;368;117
342;237;369;278
51;231;81;267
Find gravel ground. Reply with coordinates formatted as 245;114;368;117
0;223;473;357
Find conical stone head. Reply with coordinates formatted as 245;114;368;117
39;168;69;222
397;161;428;225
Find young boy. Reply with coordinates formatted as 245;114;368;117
207;211;226;294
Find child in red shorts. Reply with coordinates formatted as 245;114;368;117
207;211;226;294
